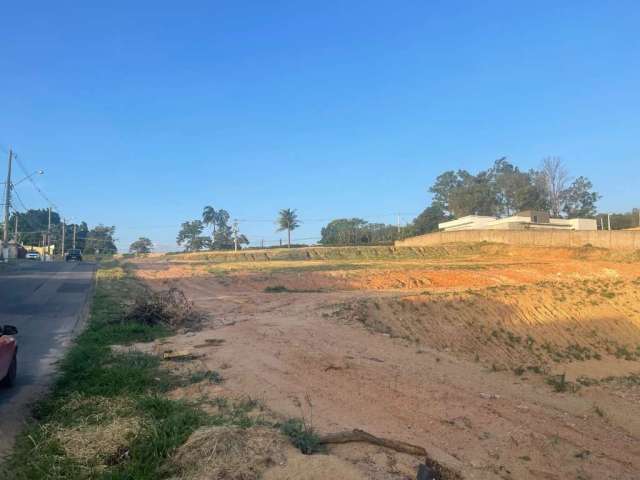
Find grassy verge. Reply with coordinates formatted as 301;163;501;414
0;262;283;479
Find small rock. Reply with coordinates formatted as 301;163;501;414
416;464;436;480
480;392;501;400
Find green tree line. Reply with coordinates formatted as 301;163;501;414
320;157;603;244
177;206;248;252
596;209;640;230
409;157;601;237
1;209;117;254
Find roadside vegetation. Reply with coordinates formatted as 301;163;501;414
0;208;117;255
0;261;311;479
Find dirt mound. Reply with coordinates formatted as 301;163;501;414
171;426;288;480
162;243;494;264
150;242;640;265
339;279;640;370
134;247;640;479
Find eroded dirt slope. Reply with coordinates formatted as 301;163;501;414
130;244;640;480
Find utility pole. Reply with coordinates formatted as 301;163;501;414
14;213;18;240
61;220;66;258
73;224;77;249
47;207;51;258
232;220;239;252
3;149;13;245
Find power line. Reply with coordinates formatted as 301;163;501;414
14;154;63;216
11;188;29;212
116;212;422;232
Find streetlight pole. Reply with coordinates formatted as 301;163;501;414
61;220;66;259
3;149;13;245
12;169;44;187
47;207;51;258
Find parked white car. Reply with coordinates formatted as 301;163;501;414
25;252;41;260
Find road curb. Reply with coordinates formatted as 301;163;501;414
72;263;98;333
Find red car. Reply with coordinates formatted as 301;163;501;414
0;325;18;387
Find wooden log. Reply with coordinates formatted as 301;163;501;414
318;429;427;457
319;429;463;480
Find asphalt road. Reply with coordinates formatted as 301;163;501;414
0;260;95;456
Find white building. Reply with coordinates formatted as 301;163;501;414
438;210;597;232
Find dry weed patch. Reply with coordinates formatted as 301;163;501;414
126;287;206;329
55;415;143;466
171;426;288;480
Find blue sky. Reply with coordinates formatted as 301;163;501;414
1;1;638;251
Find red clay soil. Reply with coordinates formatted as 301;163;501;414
130;248;640;480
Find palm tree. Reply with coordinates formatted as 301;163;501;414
276;208;300;248
202;206;217;237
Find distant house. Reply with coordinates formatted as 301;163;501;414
438;210;597;232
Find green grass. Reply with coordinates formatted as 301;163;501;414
279;418;322;455
1;264;262;480
187;370;224;385
546;373;580;393
2;261;323;479
170;244;489;263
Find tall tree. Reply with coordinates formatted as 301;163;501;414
320;218;399;245
429;170;464;216
129;237;153;254
7;208;61;247
491;158;547;215
425;157;598;223
408;203;450;236
430;169;500;217
176;220;208;252
562;176;600;218
215;209;230;229
276;208;300;248
202;206;217;237
447;170;500;217
84;225;117;254
541;157;570;217
211;209;234;250
237;233;250;249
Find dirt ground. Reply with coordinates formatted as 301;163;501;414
130;244;640;479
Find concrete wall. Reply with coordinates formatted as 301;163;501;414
438;216;496;231
0;241;18;260
395;229;640;250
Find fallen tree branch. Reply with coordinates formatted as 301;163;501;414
319;429;426;457
318;429;463;480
